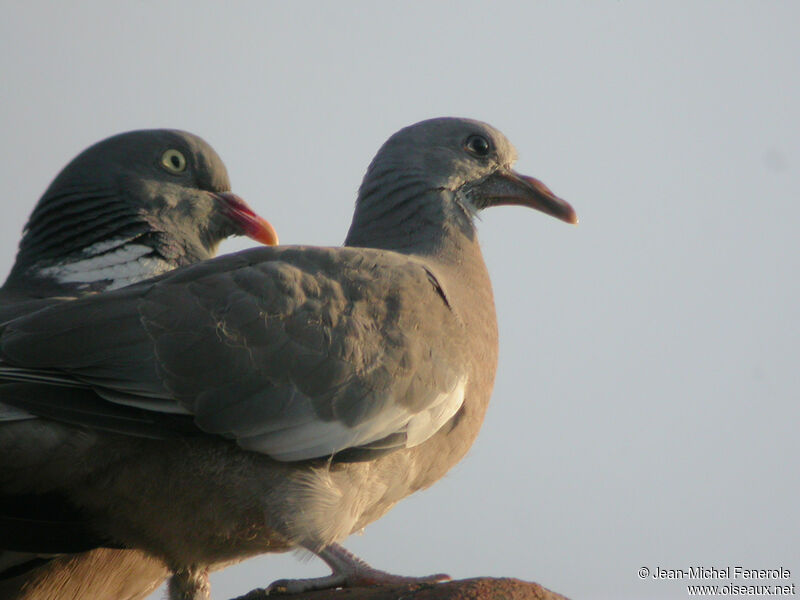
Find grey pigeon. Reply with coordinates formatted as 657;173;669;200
1;128;277;313
0;129;278;599
0;118;576;600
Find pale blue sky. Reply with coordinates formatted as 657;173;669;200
2;3;798;599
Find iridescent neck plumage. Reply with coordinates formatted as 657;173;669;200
5;188;193;295
344;167;477;257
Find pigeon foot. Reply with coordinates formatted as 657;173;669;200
266;543;450;594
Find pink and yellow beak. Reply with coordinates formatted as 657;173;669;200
215;192;280;245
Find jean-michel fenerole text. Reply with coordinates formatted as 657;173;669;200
652;566;792;580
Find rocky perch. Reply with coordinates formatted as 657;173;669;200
233;577;569;600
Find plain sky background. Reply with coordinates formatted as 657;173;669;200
2;3;798;599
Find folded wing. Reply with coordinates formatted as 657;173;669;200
0;246;468;461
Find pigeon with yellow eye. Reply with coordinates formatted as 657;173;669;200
0;129;278;311
0;129;277;600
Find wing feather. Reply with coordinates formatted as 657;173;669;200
0;246;468;460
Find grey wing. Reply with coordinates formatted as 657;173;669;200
0;246;468;461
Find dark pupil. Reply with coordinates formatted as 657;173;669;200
470;136;489;155
171;156;181;168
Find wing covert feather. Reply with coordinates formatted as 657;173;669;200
0;246;468;460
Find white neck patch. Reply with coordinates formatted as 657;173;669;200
38;243;171;290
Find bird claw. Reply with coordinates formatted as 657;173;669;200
262;543;450;595
265;571;450;595
229;544;450;598
265;574;346;594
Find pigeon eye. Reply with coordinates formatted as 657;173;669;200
161;149;187;174
464;134;491;157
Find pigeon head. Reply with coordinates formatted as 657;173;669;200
104;129;279;249
7;129;277;293
346;117;576;252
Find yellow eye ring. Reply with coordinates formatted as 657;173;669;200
161;149;187;174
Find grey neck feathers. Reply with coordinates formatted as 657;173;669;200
4;188;205;293
344;167;478;259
